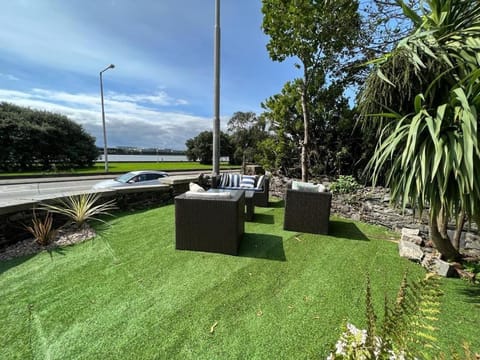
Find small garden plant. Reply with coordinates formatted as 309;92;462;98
25;210;57;246
41;193;116;228
329;175;360;194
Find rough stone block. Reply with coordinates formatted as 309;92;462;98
401;228;424;246
465;233;480;250
398;239;424;262
431;259;456;277
401;227;420;236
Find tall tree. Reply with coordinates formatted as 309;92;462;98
185;131;233;165
0;103;98;171
262;0;362;181
363;0;480;260
227;111;267;172
260;79;371;179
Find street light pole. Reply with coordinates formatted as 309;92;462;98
100;64;115;173
212;0;221;176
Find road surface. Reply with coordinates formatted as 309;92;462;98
0;178;109;206
0;170;220;207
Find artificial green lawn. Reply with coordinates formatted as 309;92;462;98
0;162;238;177
1;202;479;359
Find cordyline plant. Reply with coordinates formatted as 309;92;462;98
41;193;116;229
25;210;57;246
362;0;480;260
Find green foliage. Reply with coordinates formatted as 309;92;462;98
41;193;116;228
363;0;480;260
25;210;57;246
0;102;98;171
329;176;360;194
261;0;363;181
185;130;233;165
329;273;444;359
227;112;268;169
260;79;372;179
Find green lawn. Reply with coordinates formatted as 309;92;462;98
0;162;239;177
1;202;478;359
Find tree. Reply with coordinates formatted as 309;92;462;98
260;78;372;179
262;0;362;181
185;131;233;165
0;103;98;171
227;112;267;172
363;0;480;260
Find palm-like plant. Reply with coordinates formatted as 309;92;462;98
363;0;480;260
41;193;116;228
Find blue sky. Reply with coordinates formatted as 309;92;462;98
0;0;301;150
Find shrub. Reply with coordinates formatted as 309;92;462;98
25;211;57;246
329;175;360;194
41;193;116;228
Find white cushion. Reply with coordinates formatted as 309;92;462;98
189;182;205;192
185;191;231;199
292;180;326;193
240;175;256;188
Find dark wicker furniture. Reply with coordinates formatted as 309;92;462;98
283;189;332;235
175;190;245;255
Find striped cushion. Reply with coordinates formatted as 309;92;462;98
240;175;256;188
229;173;241;187
220;173;229;187
255;175;265;190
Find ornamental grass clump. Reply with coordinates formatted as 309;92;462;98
25;210;57;246
41;193;116;228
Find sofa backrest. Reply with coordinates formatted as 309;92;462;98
218;173;268;190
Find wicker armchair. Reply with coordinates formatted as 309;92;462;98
283;189;332;235
175;190;245;255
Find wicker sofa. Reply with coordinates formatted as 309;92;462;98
175;190;245;255
212;173;269;207
283;184;332;235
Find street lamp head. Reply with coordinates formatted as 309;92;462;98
101;64;115;73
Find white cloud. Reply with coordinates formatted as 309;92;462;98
0;73;19;81
0;88;212;149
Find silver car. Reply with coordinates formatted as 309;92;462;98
92;170;169;189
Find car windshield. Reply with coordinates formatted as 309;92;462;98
115;172;136;184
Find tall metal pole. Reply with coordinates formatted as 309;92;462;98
212;0;221;176
100;64;115;173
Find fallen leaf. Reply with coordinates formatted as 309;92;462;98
210;321;218;334
256;310;263;317
295;236;302;242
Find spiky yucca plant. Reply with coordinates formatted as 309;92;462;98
25;211;57;246
362;0;480;260
41;193;116;228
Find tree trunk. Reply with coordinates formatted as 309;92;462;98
430;209;461;261
300;83;309;182
453;210;465;250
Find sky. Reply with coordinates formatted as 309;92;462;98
0;0;300;150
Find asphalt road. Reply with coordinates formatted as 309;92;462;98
0;170;217;207
0;178;110;206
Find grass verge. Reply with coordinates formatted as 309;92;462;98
0;202;478;359
0;162;239;177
